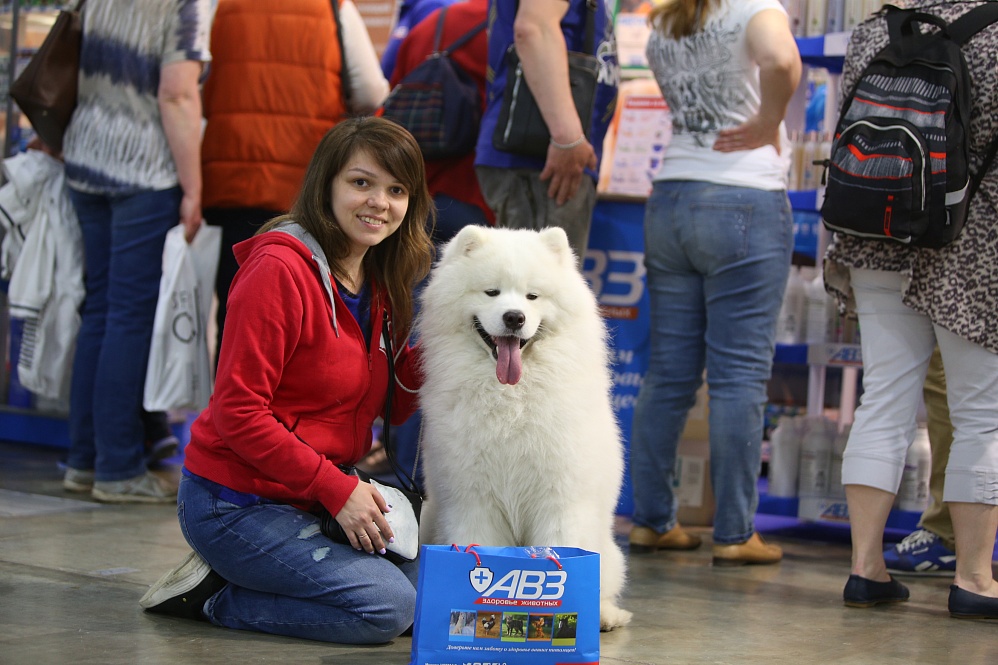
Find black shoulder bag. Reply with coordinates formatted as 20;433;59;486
492;0;600;157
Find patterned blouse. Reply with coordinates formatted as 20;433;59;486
823;1;998;353
62;0;212;195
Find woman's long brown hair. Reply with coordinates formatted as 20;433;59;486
261;117;435;345
649;0;721;39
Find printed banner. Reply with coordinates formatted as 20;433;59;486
584;199;649;516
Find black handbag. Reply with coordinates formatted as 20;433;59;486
10;0;86;153
317;312;423;564
492;0;599;158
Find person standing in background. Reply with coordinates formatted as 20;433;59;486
202;0;389;364
60;0;211;503
380;0;462;81
474;0;619;264
823;1;998;617
628;0;801;565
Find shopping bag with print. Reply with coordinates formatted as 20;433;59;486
143;225;221;412
410;544;600;665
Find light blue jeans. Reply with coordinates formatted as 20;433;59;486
631;180;793;544
66;187;181;480
177;473;418;643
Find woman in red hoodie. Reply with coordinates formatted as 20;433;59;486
138;117;434;643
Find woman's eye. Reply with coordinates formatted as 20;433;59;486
390;185;407;196
485;289;500;297
353;178;368;187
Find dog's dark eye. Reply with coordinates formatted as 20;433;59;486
526;293;539;301
485;289;500;297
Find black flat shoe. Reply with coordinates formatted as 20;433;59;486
949;585;998;620
843;574;910;608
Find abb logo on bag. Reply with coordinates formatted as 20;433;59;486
469;566;567;604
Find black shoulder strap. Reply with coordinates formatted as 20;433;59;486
948;2;998;46
442;20;487;55
952;4;998;196
380;312;421;495
330;0;352;106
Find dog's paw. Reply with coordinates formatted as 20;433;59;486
599;605;633;632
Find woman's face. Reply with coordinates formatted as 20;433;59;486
330;147;409;257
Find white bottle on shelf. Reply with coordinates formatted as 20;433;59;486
804;271;836;344
806;0;829;36
897;426;932;513
798;416;834;498
844;0;867;31
826;0;845;34
776;266;807;345
768;415;804;497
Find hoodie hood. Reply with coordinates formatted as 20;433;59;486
233;222;341;336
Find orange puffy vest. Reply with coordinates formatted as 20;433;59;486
202;0;348;211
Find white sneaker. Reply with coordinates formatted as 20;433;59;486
63;468;95;492
139;551;226;621
91;472;177;504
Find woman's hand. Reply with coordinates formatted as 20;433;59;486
334;482;395;554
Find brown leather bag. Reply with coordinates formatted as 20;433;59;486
10;0;86;153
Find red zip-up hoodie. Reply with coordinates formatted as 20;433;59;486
184;229;421;516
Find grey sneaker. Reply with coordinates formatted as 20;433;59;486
91;472;177;504
63;468;95;492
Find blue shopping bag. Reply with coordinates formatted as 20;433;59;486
410;544;600;665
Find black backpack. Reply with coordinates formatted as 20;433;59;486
820;3;998;248
381;8;486;160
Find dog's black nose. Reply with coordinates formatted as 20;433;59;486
503;310;525;330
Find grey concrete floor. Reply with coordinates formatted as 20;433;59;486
0;439;994;665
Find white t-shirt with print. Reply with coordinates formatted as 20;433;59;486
645;0;791;191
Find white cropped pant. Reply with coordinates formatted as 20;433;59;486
842;268;998;505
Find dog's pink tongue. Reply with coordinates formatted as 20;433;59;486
496;337;523;385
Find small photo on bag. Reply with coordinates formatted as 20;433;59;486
447;609;477;640
500;612;527;641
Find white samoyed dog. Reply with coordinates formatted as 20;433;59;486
416;225;632;631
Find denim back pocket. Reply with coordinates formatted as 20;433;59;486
689;201;752;269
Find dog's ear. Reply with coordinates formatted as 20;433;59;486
539;226;575;264
443;224;488;261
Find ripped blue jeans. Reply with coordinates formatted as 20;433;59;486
177;472;418;643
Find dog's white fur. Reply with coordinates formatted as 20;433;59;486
417;226;632;631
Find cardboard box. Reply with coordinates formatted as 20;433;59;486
675;438;715;526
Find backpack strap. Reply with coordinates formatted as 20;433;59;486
947;2;998;46
433;8;487;57
950;4;998;199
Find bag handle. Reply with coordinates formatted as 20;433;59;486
450;544;564;569
451;543;483;566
